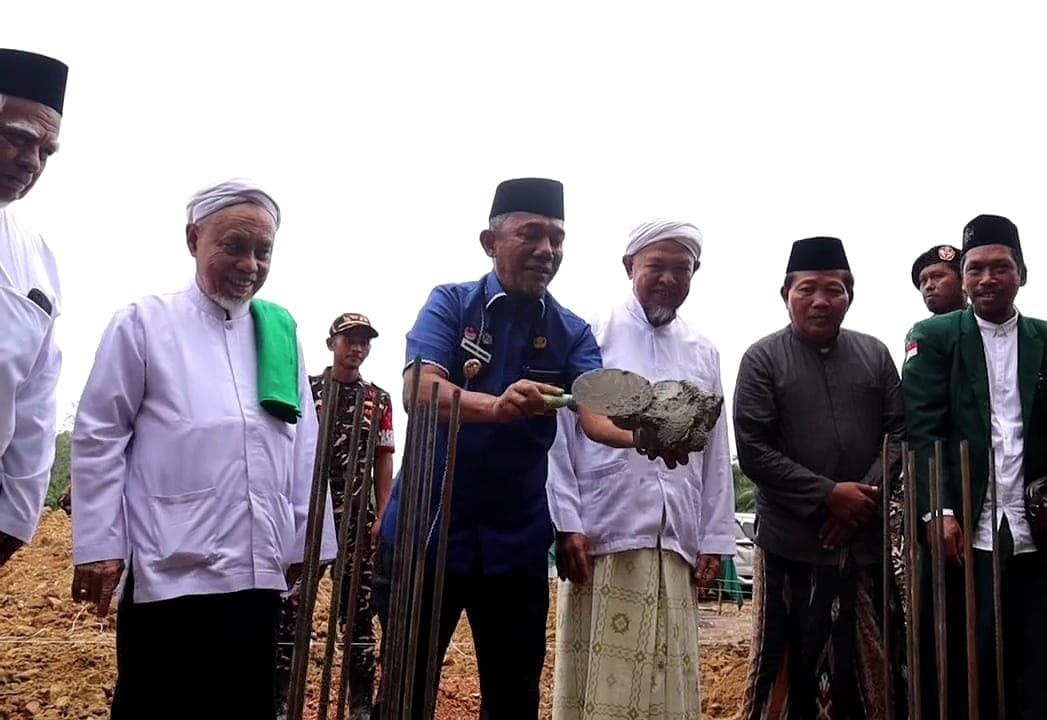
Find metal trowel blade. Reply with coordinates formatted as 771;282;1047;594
569;368;653;417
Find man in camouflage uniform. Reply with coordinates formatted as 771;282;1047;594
275;313;395;720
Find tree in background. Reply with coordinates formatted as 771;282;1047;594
47;431;71;511
733;459;755;512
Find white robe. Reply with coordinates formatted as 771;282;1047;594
547;292;736;565
72;281;337;603
0;208;62;544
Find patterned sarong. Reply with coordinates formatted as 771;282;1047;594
553;548;701;720
742;548;905;720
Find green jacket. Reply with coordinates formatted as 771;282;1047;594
902;307;1047;524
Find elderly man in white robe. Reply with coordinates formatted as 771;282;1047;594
70;179;336;720
0;48;68;566
547;220;736;719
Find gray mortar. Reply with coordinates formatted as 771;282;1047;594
642;380;723;452
573;368;723;453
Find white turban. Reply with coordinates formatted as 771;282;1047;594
186;178;281;228
625;219;703;261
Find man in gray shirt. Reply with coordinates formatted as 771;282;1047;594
734;236;904;719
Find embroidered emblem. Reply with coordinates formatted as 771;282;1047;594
905;340;919;361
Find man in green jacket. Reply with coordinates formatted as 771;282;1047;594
902;213;1047;718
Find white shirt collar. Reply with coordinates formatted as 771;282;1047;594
975;309;1019;337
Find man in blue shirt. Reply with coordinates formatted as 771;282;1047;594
374;178;680;719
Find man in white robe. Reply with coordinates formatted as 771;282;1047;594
71;179;336;720
547;219;737;719
0;48;68;566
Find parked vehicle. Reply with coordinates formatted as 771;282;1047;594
734;512;756;592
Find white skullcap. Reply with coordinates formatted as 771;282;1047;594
186;178;281;228
625;219;703;261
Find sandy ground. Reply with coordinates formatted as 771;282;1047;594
0;512;751;719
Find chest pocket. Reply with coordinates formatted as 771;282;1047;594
0;286;50;449
0;286;50;384
521;365;566;389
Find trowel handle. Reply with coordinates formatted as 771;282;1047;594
542;394;576;410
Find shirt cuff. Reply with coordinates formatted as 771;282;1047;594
73;540;128;566
0;472;47;544
550;508;585;535
699;532;737;557
921;508;955;522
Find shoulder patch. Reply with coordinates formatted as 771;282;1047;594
905;340;919;362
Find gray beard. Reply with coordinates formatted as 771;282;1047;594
209;291;250;316
643;304;676;327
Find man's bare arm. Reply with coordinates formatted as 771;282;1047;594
403;365;563;425
373;452;394;520
577;409;634;448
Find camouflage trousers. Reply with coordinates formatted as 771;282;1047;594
275;508;377;710
889;480;908;620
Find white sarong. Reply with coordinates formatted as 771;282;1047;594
554;548;701;719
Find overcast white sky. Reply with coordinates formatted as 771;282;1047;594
5;2;1047;460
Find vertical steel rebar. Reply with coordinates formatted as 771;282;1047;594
930;443;948;720
959;440;979;720
379;358;423;717
335;392;387;720
317;387;366;720
402;383;441;720
287;371;342;720
989;447;1005;719
421;389;461;720
880;434;894;720
905;450;922;720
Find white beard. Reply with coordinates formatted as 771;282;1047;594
643;304;676;327
205;290;250;316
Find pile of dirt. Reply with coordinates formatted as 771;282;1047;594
701;643;751;720
1;513;751;719
0;511;116;720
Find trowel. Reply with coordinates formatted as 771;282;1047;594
541;368;653;418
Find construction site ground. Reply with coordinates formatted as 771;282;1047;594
0;512;751;719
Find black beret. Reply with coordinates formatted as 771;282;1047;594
911;245;960;288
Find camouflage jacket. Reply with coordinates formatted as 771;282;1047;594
310;369;394;520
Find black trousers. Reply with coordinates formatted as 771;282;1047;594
111;568;282;720
372;541;549;720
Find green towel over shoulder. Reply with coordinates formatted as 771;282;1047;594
249;299;301;424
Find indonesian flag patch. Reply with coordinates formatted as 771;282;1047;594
905;340;919;361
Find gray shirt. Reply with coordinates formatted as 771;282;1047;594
733;326;904;566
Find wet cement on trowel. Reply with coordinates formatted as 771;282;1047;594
643;380;723;451
576;369;724;453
